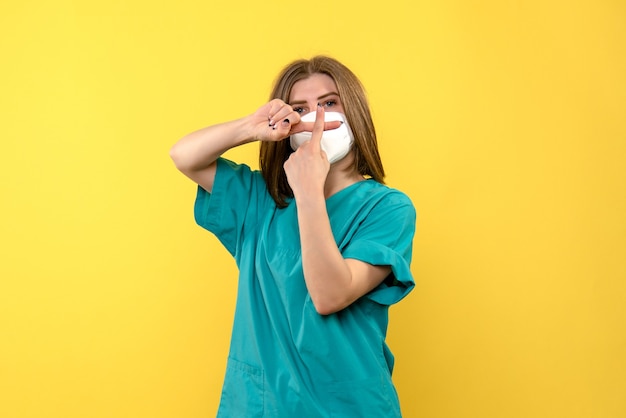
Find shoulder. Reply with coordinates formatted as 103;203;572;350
212;157;268;191
355;180;415;212
216;157;260;178
331;180;416;233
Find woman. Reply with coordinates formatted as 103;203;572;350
170;56;416;417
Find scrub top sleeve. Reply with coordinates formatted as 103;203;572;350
194;158;270;258
342;193;417;305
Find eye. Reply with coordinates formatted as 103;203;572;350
293;107;305;114
324;100;336;108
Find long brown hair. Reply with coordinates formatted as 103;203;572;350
260;56;385;207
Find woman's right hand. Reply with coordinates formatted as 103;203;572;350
248;99;341;142
248;99;301;142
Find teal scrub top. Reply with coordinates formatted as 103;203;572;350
194;158;416;417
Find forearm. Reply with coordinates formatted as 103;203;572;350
169;116;255;173
296;195;354;315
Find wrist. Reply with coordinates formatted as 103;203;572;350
294;190;326;210
237;115;260;143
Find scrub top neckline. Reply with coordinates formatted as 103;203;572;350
326;178;372;202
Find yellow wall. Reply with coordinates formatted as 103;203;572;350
1;1;624;417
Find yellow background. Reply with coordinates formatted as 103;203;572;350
1;0;624;417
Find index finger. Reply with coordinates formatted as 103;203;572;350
309;104;325;152
289;120;341;135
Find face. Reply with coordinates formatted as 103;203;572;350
288;73;345;116
288;73;358;167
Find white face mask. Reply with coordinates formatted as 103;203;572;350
290;111;355;164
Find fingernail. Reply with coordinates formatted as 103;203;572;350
283;118;290;124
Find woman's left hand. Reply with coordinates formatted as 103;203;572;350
283;105;329;200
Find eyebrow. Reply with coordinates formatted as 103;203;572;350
289;92;340;105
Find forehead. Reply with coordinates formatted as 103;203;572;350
289;73;338;102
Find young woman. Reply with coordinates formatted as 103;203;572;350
170;56;416;417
